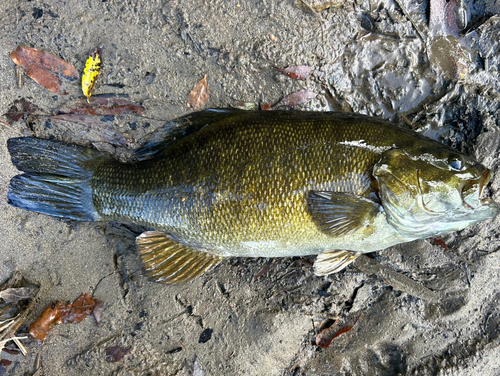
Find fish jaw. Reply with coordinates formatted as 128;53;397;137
379;177;499;239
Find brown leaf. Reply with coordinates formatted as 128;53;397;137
0;359;11;367
187;75;209;109
4;99;43;122
272;89;317;109
260;102;272;111
10;46;79;95
32;113;133;149
92;299;103;325
429;237;449;251
105;346;131;363
1;349;19;355
273;65;312;80
316;314;361;348
29;293;96;345
0;287;38;304
58;95;145;116
429;0;461;37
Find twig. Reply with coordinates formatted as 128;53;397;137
392;0;427;44
253;259;274;281
13;337;27;356
0;286;39;355
0;317;16;332
0;119;15;131
355;255;440;302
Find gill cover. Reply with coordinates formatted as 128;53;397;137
373;147;499;238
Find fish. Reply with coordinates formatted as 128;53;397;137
6;109;499;284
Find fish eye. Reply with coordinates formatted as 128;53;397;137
449;156;464;171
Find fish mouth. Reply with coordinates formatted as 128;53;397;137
462;169;493;209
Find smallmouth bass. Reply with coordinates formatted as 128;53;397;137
7;110;499;284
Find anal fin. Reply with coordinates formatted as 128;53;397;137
137;231;224;284
314;250;361;276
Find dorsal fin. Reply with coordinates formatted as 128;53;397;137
307;191;381;237
136;231;225;284
134;109;244;161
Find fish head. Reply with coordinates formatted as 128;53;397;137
373;147;499;238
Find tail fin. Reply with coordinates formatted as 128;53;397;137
7;137;108;221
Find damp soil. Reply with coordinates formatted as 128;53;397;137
1;1;500;375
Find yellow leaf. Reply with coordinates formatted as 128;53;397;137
82;50;101;103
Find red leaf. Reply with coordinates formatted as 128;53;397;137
10;46;79;95
273;65;312;80
187;75;209;109
29;293;96;345
316;314;361;349
105;346;131;363
272;89;317;109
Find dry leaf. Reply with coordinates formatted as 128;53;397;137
273;65;312;80
10;46;79;95
429;237;448;251
429;0;461;37
31;113;133;150
0;287;39;304
260;102;272;111
316;314;361;348
187;75;209;109
92;299;103;325
0;273;38;358
82;49;102;102
29;293;97;345
58;95;145;116
105;346;131;362
4;99;43;122
272;89;317;109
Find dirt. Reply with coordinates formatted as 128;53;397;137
1;0;500;375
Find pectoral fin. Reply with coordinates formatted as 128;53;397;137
314;250;361;276
307;191;381;237
137;231;224;284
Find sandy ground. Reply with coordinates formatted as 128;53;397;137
2;0;500;375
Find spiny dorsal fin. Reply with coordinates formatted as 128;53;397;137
134;109;242;161
137;231;224;284
307;191;381;237
314;250;361;276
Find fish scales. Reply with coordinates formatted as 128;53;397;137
93;112;415;256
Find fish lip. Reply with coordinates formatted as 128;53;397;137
479;169;492;197
462;169;493;209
